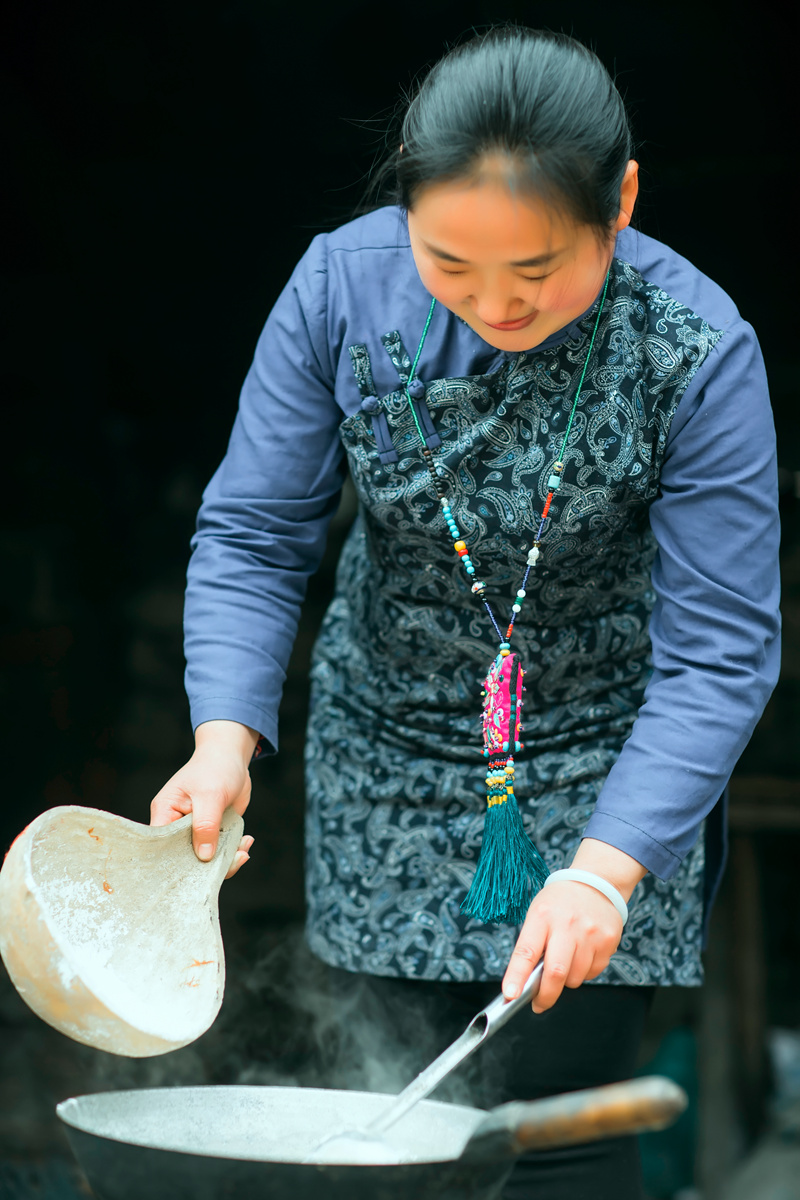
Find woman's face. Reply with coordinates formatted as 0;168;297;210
407;157;638;351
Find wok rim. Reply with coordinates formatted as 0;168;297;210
56;1083;489;1167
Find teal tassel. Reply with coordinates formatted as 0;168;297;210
460;795;549;925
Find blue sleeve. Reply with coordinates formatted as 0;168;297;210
183;233;346;752
583;319;781;877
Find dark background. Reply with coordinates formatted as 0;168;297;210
1;2;798;1196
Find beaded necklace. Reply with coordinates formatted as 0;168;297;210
403;272;611;925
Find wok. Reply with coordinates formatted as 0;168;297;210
58;1076;686;1200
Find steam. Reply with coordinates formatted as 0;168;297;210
212;925;506;1108
85;924;508;1112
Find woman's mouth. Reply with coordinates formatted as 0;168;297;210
483;311;538;331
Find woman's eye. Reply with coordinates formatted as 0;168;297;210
438;267;551;281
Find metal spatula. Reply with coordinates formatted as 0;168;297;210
305;958;545;1163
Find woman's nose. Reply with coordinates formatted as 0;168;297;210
468;281;534;323
472;299;530;325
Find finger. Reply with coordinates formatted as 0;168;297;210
565;943;595;990
584;950;613;981
191;792;229;862
534;935;576;1013
150;785;192;827
502;928;546;1000
582;919;622;981
239;835;255;853
225;851;250;880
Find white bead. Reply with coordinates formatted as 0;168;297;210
516;588;526;599
512;604;522;613
527;547;540;566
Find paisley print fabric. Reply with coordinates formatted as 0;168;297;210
304;257;722;986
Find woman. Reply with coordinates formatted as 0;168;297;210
151;26;780;1199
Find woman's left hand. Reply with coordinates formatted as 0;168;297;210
501;838;647;1012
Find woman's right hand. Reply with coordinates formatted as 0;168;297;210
150;720;259;878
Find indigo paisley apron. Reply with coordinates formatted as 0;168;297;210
304;258;722;985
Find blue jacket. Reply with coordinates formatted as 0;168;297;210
184;208;780;884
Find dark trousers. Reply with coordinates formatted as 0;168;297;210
325;968;656;1200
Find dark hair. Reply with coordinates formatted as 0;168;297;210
357;26;633;237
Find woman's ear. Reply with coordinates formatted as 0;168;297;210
615;160;639;232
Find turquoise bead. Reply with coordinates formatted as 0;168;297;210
547;474;562;490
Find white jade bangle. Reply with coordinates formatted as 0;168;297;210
543;869;629;925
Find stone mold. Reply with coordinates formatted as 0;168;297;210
0;805;243;1056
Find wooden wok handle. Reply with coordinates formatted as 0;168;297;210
461;1075;687;1162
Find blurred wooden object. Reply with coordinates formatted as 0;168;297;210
720;1133;800;1200
698;775;800;1199
728;775;800;831
729;776;800;1132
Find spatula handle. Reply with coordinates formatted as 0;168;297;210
461;1075;687;1162
469;959;544;1038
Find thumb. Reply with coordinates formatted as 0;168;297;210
190;792;228;863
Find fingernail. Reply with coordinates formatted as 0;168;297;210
503;986;520;1000
198;843;214;861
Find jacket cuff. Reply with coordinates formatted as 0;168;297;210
189;698;277;756
581;810;684;880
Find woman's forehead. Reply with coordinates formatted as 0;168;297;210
408;174;577;263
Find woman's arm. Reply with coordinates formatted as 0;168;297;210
184;231;346;755
154;234;346;859
584;317;781;873
504;315;781;1009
